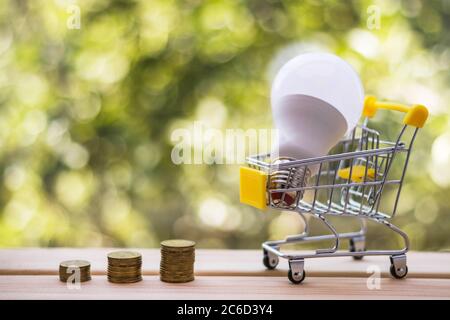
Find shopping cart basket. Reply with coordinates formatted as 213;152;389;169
240;96;428;284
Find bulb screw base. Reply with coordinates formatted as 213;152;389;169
270;157;311;208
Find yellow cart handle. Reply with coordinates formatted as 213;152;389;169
363;96;429;128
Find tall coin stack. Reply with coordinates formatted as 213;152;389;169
160;239;195;283
59;260;91;283
107;251;142;283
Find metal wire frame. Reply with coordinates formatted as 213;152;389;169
247;122;418;221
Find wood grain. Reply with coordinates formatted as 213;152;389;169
1;249;449;299
1;248;449;279
0;275;449;300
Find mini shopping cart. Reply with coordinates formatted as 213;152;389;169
239;96;428;284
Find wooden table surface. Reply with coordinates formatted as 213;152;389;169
1;248;449;299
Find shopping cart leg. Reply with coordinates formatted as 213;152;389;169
389;254;408;279
349;218;367;260
314;214;339;254
288;259;305;284
349;235;366;260
263;247;279;270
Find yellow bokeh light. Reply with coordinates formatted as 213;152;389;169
430;132;450;187
54;171;95;209
198;197;228;228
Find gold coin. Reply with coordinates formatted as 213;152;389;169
107;274;141;279
59;271;91;277
60;277;91;282
59;267;91;272
161;260;193;264
107;274;142;281
108;262;142;266
107;273;141;278
108;264;141;269
161;239;195;248
160;266;194;271
161;247;194;251
108;266;141;272
107;269;141;273
160;255;195;260
109;260;141;264
59;260;90;269
160;276;194;283
59;266;91;272
161;249;195;254
59;270;91;276
160;272;194;276
160;269;194;274
160;274;193;278
108;276;142;284
161;254;194;258
161;261;194;264
160;271;194;276
107;270;141;275
108;257;142;262
108;257;141;262
59;273;91;277
161;255;194;260
160;255;194;260
59;275;91;282
160;265;194;270
107;251;141;260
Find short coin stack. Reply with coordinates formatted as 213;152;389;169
59;260;91;283
160;239;195;283
107;251;142;283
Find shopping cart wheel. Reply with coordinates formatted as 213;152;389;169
390;254;408;279
349;237;365;260
263;249;279;270
288;269;306;284
288;259;305;284
390;265;408;279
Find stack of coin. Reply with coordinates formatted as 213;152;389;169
160;239;195;283
107;251;142;283
59;260;91;283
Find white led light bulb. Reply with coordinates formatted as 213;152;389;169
270;52;364;206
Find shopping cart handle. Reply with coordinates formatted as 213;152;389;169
363;96;429;128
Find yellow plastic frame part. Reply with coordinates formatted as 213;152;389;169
240;166;268;210
363;96;429;128
338;165;375;183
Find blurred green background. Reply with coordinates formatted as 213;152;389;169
0;0;449;251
